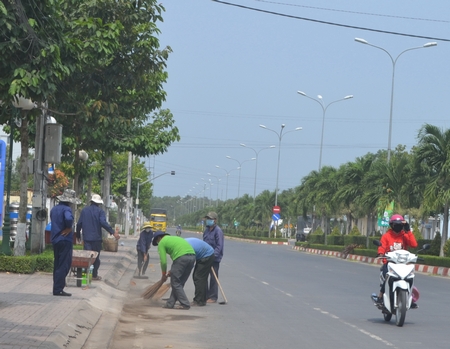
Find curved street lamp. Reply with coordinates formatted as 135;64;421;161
215;165;239;201
240;143;275;202
297;91;353;171
225;156;255;199
355;37;437;163
207;172;220;207
259;124;302;207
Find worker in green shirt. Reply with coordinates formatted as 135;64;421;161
152;231;196;310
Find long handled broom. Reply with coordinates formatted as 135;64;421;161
141;277;166;299
211;267;228;305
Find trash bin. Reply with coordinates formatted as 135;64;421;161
9;202;19;242
26;204;32;241
45;222;52;244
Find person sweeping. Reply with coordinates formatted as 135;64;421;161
136;222;153;277
152;231;196;310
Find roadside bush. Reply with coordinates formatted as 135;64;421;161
327;235;344;245
313;227;324;235
307;233;324;244
0;255;36;274
428;232;441;256
443;238;450;257
349;226;361;235
330;226;341;236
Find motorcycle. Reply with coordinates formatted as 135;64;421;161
176;229;182;236
371;240;430;327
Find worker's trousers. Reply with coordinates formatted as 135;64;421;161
166;254;196;308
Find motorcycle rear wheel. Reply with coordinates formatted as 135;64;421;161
383;312;392;322
395;289;407;327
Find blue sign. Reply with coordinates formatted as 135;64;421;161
272;213;280;221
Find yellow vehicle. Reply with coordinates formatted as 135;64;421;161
149;208;168;232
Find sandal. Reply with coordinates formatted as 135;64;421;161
162;304;174;309
92;276;102;281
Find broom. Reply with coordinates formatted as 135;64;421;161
141;278;165;299
151;283;171;300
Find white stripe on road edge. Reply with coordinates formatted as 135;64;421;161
313;308;398;348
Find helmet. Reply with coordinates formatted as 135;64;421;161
389;214;404;233
389;214;404;224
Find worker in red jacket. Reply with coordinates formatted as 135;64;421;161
375;214;418;306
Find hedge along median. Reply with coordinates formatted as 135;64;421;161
295;239;450;269
0;244;84;274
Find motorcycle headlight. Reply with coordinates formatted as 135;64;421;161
406;271;415;279
388;266;399;278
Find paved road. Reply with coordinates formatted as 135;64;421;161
110;230;450;349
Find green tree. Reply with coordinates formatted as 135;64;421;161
415;124;450;257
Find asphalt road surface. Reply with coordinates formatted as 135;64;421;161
110;229;450;349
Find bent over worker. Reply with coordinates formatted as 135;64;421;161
152;231;196;310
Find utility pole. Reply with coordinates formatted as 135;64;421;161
30;108;46;254
124;152;132;237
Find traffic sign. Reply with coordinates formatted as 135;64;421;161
273;205;281;214
272;213;280;221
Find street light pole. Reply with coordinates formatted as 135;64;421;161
260;124;302;238
240;143;275;202
215;165;239;201
207;173;220;207
297;92;353;171
226;156;255;199
134;171;175;235
355;37;437;163
259;125;302;206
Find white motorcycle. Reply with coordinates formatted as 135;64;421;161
371;240;430;327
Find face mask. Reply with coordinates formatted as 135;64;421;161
392;224;403;233
206;219;215;227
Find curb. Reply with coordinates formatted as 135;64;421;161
51;246;136;349
292;246;450;278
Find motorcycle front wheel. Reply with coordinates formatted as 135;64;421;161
395;289;407;327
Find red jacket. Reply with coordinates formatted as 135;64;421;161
378;228;418;262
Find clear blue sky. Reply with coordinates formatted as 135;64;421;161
150;0;450;203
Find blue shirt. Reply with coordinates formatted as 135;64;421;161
185;238;214;259
76;203;114;241
203;224;224;262
137;229;153;253
50;202;74;244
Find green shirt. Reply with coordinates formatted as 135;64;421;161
157;236;195;273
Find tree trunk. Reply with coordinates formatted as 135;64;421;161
440;202;449;257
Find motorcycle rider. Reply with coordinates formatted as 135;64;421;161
375;214;418;307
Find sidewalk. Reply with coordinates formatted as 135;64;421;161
0;239;138;349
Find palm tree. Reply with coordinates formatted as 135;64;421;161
334;155;375;234
415;124;450;257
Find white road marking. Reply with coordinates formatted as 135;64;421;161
313;308;398;348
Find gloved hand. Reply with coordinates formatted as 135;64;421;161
403;223;410;232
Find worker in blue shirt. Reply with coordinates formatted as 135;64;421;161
185;238;215;306
76;194;120;281
50;189;81;296
203;211;224;303
136;222;153;277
